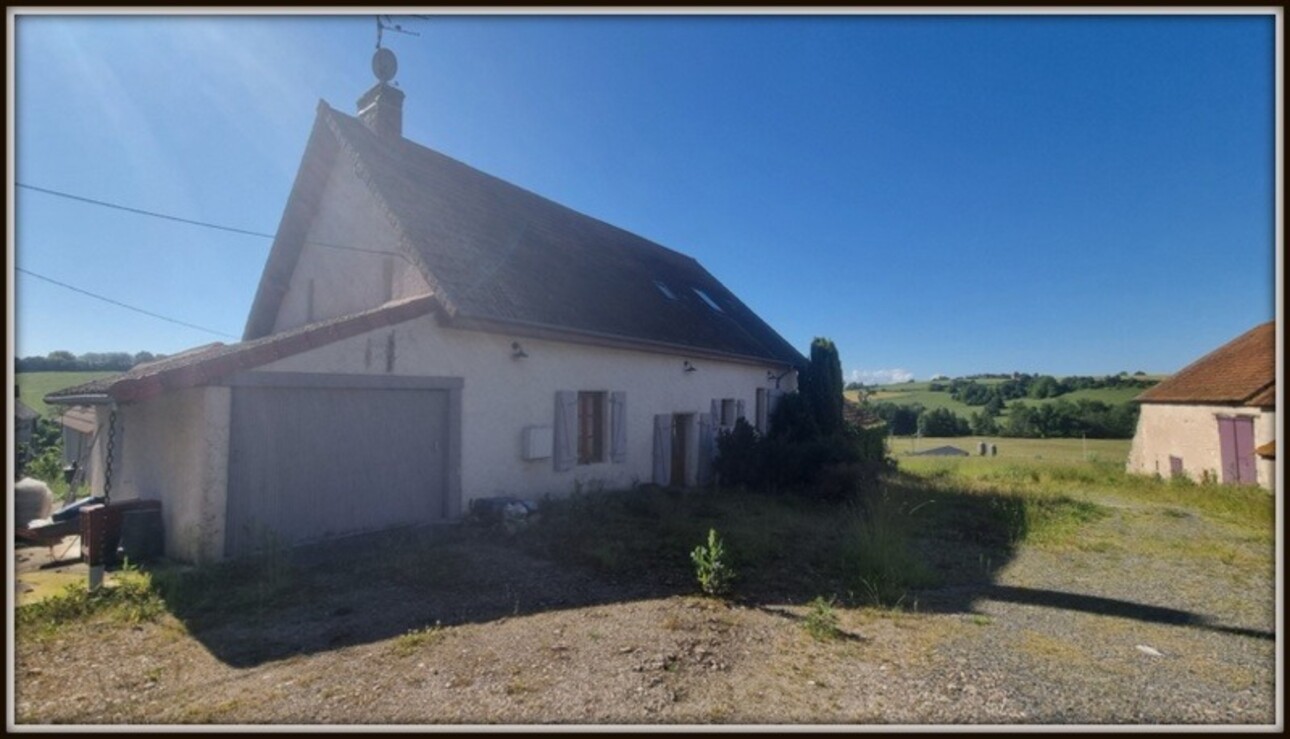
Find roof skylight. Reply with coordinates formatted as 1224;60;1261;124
692;288;723;312
654;280;678;300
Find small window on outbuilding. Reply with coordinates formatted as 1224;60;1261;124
692;288;723;312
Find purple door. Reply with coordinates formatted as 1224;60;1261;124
1218;416;1257;485
1233;417;1256;484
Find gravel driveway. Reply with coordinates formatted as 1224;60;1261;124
13;491;1277;726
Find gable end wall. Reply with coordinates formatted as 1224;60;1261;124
272;152;430;333
1126;402;1275;490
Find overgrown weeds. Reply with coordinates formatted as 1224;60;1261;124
17;568;165;639
802;596;841;641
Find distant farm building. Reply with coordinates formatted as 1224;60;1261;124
1126;322;1276;490
14;397;39;447
911;445;970;457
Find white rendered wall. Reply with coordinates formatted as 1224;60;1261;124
97;387;232;563
260;314;797;504
272;152;430;333
1126;403;1275;490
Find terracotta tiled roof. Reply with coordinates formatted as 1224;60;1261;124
46;295;437;405
1245;384;1276;408
15;399;39;421
1255;441;1275;459
245;103;805;368
1135;322;1275;406
56;406;97;434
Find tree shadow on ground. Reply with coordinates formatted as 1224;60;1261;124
145;477;1271;668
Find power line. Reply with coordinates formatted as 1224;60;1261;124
18;183;276;239
16;182;412;262
15;267;238;339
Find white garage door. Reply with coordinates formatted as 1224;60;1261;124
224;373;461;558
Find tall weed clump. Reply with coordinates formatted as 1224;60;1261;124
841;490;937;607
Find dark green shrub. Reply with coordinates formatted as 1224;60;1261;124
713;418;761;488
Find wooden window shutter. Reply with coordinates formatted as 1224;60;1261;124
653;414;672;485
755;388;769;433
553;391;577;471
710;399;722;428
610;392;627;463
697;413;714;485
735;399;746;423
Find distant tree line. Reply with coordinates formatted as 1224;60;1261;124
16;350;166;372
926;373;1157;407
868;398;1140;440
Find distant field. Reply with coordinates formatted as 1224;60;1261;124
890;435;1132;466
15;372;117;417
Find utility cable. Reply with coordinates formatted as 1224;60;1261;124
15;268;237;339
16;182;413;262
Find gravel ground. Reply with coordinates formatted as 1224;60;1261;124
13;494;1278;726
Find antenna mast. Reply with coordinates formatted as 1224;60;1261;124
376;15;420;49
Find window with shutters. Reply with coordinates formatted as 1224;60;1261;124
578;391;606;464
720;399;737;427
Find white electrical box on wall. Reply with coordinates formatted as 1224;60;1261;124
522;425;553;460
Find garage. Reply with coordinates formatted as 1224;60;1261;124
224;372;462;557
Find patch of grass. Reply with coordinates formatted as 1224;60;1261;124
802;596;841;641
390;623;444;656
16;569;165;638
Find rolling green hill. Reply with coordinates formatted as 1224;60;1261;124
847;375;1163;418
15;372;117;418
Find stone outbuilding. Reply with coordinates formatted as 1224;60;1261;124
1126;322;1276;490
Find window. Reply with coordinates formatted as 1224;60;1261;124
577;391;606;464
720;399;737;427
692;287;723;312
654;280;677;300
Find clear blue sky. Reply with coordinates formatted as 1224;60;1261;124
11;12;1278;382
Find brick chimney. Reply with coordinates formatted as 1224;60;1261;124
357;47;404;139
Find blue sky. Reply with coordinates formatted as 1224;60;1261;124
10;12;1278;382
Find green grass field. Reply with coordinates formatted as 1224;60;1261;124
890;435;1132;466
15;372;117;417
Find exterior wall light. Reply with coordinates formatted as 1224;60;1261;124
683;361;697;373
511;341;528;360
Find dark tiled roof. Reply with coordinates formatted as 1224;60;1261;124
47;296;437;405
1135;322;1276;406
15;400;39;421
246;103;805;368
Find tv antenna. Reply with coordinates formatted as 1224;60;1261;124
375;15;420;49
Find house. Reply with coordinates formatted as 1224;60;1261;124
45;49;804;562
14;395;39;449
1125;321;1276;490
